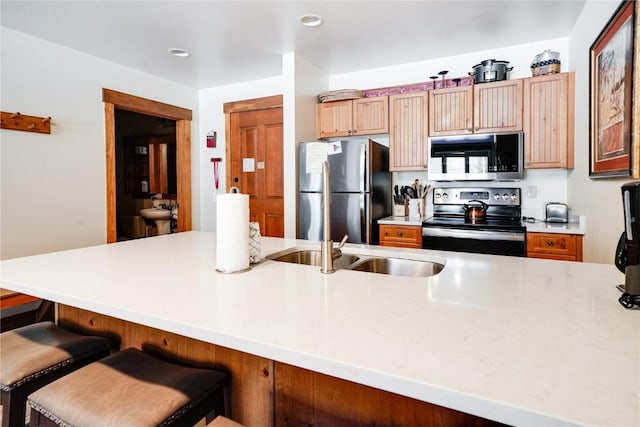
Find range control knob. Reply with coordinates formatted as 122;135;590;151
503;193;509;200
435;192;442;199
494;193;501;200
443;193;449;199
511;193;518;201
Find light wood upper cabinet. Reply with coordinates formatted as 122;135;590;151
429;80;523;136
428;85;473;135
473;79;523;133
523;72;575;169
316;96;388;138
389;92;428;171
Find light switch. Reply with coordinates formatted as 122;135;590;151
527;185;537;199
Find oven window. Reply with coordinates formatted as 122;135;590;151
422;235;526;257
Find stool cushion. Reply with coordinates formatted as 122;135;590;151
1;321;112;391
207;416;244;427
28;347;227;427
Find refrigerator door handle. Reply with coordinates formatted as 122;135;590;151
360;142;367;193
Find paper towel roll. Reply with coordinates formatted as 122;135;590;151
215;192;250;273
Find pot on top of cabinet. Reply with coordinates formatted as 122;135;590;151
469;59;513;83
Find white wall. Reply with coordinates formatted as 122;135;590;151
0;27;198;260
567;0;629;264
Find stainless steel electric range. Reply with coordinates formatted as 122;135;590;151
422;187;526;257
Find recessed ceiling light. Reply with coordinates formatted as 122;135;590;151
299;14;323;27
168;48;191;57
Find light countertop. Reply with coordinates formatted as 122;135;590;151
0;232;636;427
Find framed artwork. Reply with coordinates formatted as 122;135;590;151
589;0;636;178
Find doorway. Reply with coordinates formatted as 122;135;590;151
225;95;284;237
114;110;177;240
103;89;192;244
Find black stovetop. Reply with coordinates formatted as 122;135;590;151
422;215;526;233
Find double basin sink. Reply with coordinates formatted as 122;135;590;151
266;247;444;278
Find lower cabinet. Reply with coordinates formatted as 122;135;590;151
380;224;422;248
527;232;583;262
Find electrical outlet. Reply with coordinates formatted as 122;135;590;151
527;185;537;199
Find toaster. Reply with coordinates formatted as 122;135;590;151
545;202;568;223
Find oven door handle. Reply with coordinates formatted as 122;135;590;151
422;228;525;242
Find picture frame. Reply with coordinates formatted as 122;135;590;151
589;0;636;178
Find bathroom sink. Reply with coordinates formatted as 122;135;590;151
267;247;444;277
139;208;171;220
266;248;360;270
347;257;444;277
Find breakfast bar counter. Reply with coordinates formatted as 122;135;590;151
0;232;637;427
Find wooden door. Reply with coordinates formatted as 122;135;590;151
352;96;389;135
474;79;523;133
389;92;428;171
316;100;353;138
523;72;574;169
428;86;473;136
230;107;284;237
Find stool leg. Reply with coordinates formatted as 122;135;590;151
2;388;27;427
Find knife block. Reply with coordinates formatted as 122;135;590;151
393;203;408;217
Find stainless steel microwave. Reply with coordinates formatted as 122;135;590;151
427;133;523;181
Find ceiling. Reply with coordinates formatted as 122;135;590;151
1;1;586;89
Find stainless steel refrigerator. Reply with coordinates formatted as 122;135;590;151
298;139;391;245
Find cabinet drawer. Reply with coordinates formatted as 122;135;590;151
379;225;422;248
527;232;583;261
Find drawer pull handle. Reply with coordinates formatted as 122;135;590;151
547;240;554;247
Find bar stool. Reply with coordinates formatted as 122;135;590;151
28;347;229;427
207;416;243;427
1;321;112;427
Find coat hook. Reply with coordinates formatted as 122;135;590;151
42;117;51;124
11;112;21;119
27;123;36;130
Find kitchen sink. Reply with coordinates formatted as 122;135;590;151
267;247;444;277
347;257;444;277
266;249;360;270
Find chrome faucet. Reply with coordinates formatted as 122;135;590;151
320;161;348;274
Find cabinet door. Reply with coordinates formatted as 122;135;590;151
474;79;523;133
389;92;428;171
316;100;352;138
524;72;575;169
428;86;473;136
352;96;388;135
527;232;583;262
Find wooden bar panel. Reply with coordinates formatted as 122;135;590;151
57;305;273;427
274;362;508;427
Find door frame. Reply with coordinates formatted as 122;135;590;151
103;89;193;243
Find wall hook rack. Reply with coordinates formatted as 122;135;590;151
1;111;52;134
